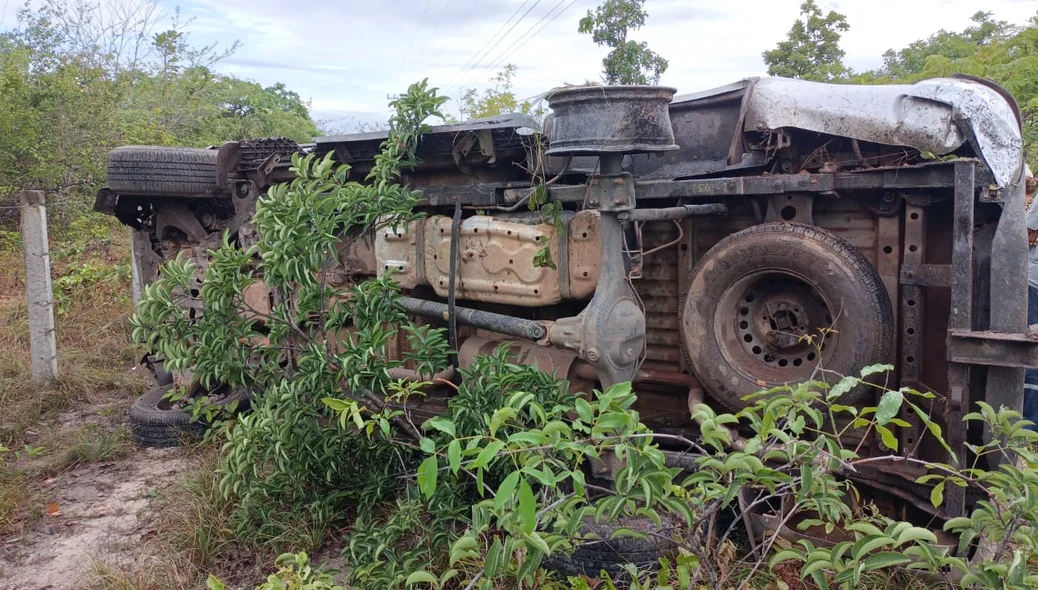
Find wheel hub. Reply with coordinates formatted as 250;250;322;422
730;273;834;373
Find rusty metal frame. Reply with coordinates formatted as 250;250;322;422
415;162;966;208
943;161;976;517
899;203;926;455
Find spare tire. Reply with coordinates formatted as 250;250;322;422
682;223;894;411
128;384;250;448
107;146;219;196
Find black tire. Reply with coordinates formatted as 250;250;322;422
544;515;681;580
107;146;218;196
128;384;250;448
682;223;894;411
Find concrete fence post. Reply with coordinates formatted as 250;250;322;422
129;229;142;306
20;190;58;386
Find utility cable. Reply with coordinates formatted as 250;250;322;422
444;0;541;96
400;0;435;70
448;0;575;98
446;0;577;101
407;0;453;72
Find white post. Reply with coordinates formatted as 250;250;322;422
21;190;57;386
129;229;142;306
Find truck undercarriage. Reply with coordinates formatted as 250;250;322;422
97;75;1036;534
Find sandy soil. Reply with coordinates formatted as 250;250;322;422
0;427;188;589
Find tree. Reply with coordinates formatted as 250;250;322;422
873;11;1015;81
854;14;1037;167
459;64;543;121
578;0;668;85
0;0;317;218
860;11;1017;82
762;0;850;82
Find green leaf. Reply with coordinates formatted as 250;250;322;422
484;537;503;577
851;534;892;557
518;477;536;535
860;363;894;377
575;398;594;423
860;551;912;572
769;549;804;567
495;471;520;510
524;530;551;556
447;439;461;475
896;526;938;546
828;376;857;400
405;571;438;586
423;416;456;436
507;431;544;446
808;569;831;590
449;535;480;566
595;412;628;431
419;437;435;453
417;456;438;498
930;480;945;507
473;440;505;469
875;390;904;425
943;517;973;532
876;424;898;451
321;397;349;411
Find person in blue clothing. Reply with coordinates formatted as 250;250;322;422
1024;165;1038;429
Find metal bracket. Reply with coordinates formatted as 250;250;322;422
947;329;1038;370
900;264;952;288
765;193;814;225
588;172;636;211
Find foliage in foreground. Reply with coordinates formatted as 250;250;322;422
133;80;1038;590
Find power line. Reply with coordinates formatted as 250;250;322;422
445;0;544;95
400;0;435;70
451;0;573;93
448;0;482;40
449;0;577;99
443;0;538;95
408;0;454;72
423;0;481;77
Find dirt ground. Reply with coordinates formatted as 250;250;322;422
0;403;190;589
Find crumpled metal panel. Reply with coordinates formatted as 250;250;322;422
424;215;563;306
905;79;1022;189
743;77;1022;187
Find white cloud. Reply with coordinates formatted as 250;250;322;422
10;0;1031;131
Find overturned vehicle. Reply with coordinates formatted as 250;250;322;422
98;75;1033;556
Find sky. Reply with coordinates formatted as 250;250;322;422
3;0;1037;132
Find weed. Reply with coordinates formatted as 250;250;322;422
0;462;30;532
154;445;241;569
61;424;129;468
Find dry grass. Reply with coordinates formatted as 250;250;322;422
86;553;201;590
0;215;150;534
